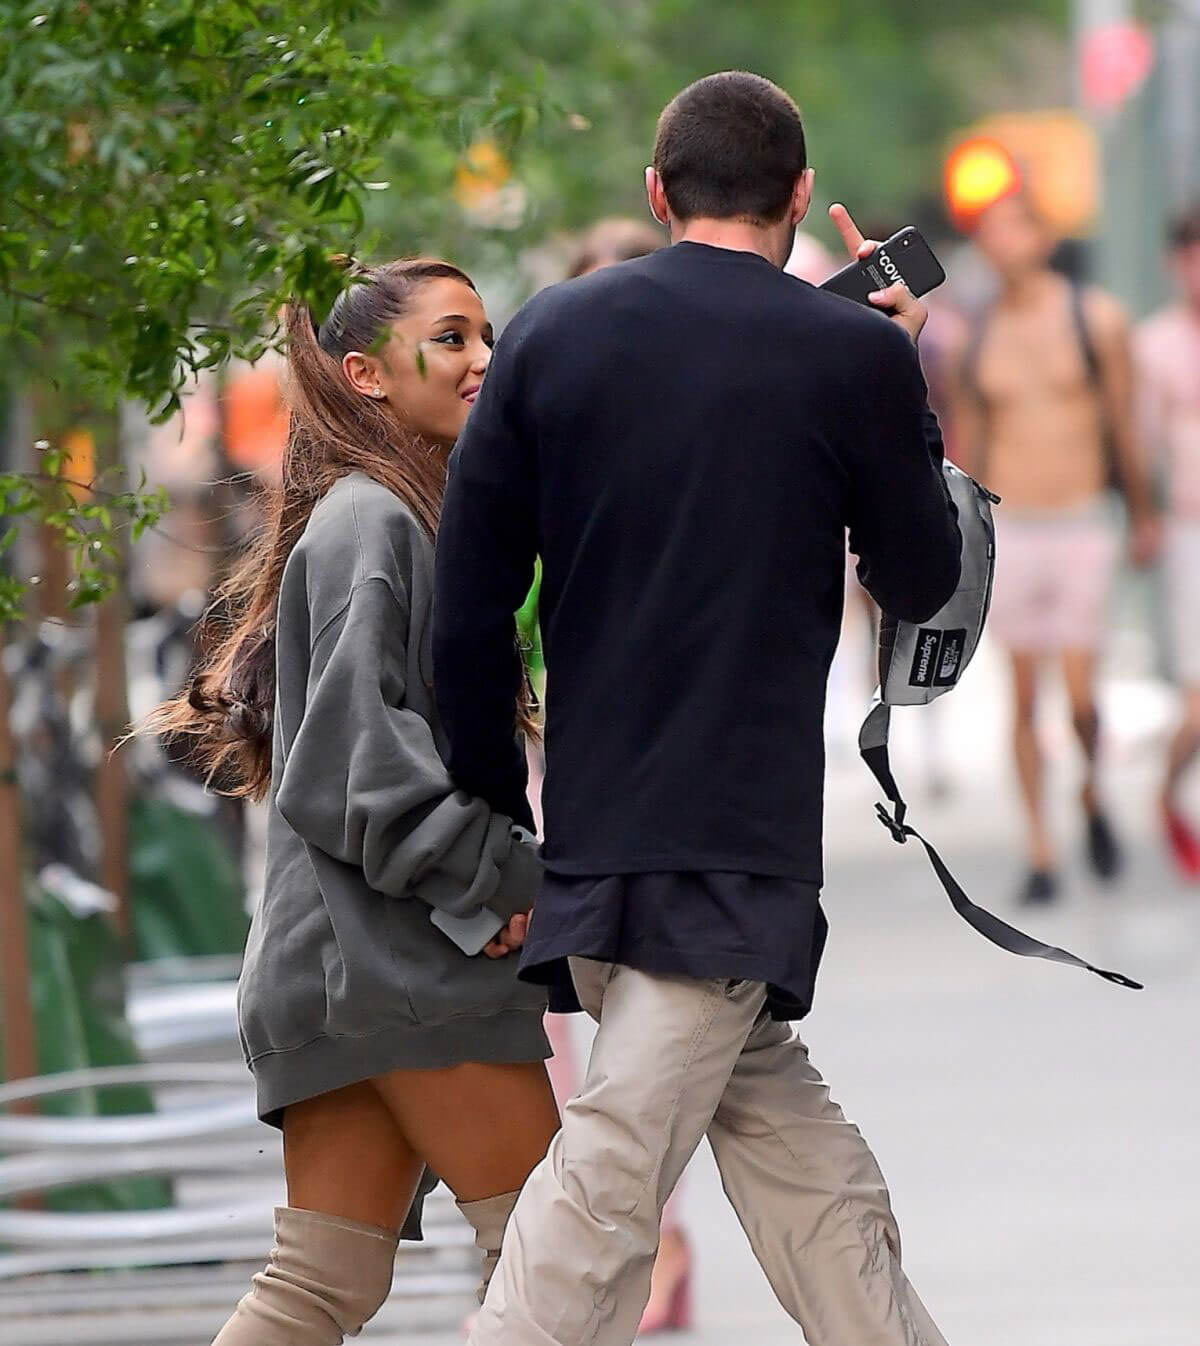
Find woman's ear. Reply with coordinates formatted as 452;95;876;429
342;351;384;401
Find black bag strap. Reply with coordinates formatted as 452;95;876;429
1068;280;1102;386
858;699;1142;990
1068;280;1121;493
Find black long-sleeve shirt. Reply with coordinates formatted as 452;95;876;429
435;241;960;892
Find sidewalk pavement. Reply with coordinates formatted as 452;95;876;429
380;635;1200;1344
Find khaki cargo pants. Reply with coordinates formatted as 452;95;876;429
468;959;947;1346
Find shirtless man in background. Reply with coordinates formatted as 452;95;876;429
1135;203;1200;877
954;190;1157;904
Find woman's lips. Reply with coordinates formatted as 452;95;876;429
461;386;481;404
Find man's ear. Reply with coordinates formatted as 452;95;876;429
342;350;382;400
790;168;815;226
645;166;670;227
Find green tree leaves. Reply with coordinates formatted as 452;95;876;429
0;0;543;412
0;0;542;615
0;0;1064;618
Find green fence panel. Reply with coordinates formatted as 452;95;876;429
129;796;249;962
1;883;172;1213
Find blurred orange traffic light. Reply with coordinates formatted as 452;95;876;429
945;111;1099;238
944;138;1020;226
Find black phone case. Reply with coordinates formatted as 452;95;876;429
819;227;946;306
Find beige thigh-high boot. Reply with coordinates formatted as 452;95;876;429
211;1206;399;1345
457;1190;520;1303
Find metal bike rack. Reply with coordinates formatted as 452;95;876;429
0;1064;475;1343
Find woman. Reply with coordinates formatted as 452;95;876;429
148;257;559;1346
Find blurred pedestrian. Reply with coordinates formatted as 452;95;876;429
953;190;1158;905
146;257;559;1346
436;72;960;1346
1135;202;1200;876
566;216;666;278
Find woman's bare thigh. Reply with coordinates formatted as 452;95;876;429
282;1081;425;1232
371;1060;559;1203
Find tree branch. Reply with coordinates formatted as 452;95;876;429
4;288;100;325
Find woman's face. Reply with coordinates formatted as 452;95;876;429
361;278;494;447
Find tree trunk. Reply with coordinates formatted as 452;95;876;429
93;409;131;941
1;389;38;1123
0;639;37;1102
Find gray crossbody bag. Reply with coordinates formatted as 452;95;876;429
859;461;1140;990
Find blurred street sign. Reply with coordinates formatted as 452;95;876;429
1080;21;1156;111
945;111;1100;238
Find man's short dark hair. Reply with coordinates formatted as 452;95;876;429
1168;201;1200;250
654;72;806;225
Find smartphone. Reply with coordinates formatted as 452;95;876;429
819;226;945;307
430;906;506;956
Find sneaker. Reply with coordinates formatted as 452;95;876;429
1085;811;1123;882
1019;869;1059;905
1164;807;1200;881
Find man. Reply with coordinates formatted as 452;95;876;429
953;190;1157;905
1135;202;1200;876
435;72;961;1346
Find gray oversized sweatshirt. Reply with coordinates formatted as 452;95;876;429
238;473;549;1127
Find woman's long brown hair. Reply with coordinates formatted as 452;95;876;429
145;257;531;801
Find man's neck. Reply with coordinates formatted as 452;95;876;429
673;217;789;268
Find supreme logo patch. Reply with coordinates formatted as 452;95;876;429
909;628;968;689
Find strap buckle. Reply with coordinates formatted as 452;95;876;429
874;802;909;845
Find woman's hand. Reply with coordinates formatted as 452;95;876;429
828;202;928;345
483;911;530;959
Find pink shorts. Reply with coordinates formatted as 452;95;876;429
989;505;1119;653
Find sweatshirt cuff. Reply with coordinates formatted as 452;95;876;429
489;828;544;921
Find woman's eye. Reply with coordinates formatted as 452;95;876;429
433;331;465;347
483;333;495;350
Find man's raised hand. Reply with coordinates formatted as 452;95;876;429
828;203;928;344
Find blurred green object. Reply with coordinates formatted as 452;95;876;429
129;796;249;963
516;560;546;689
0;882;172;1213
